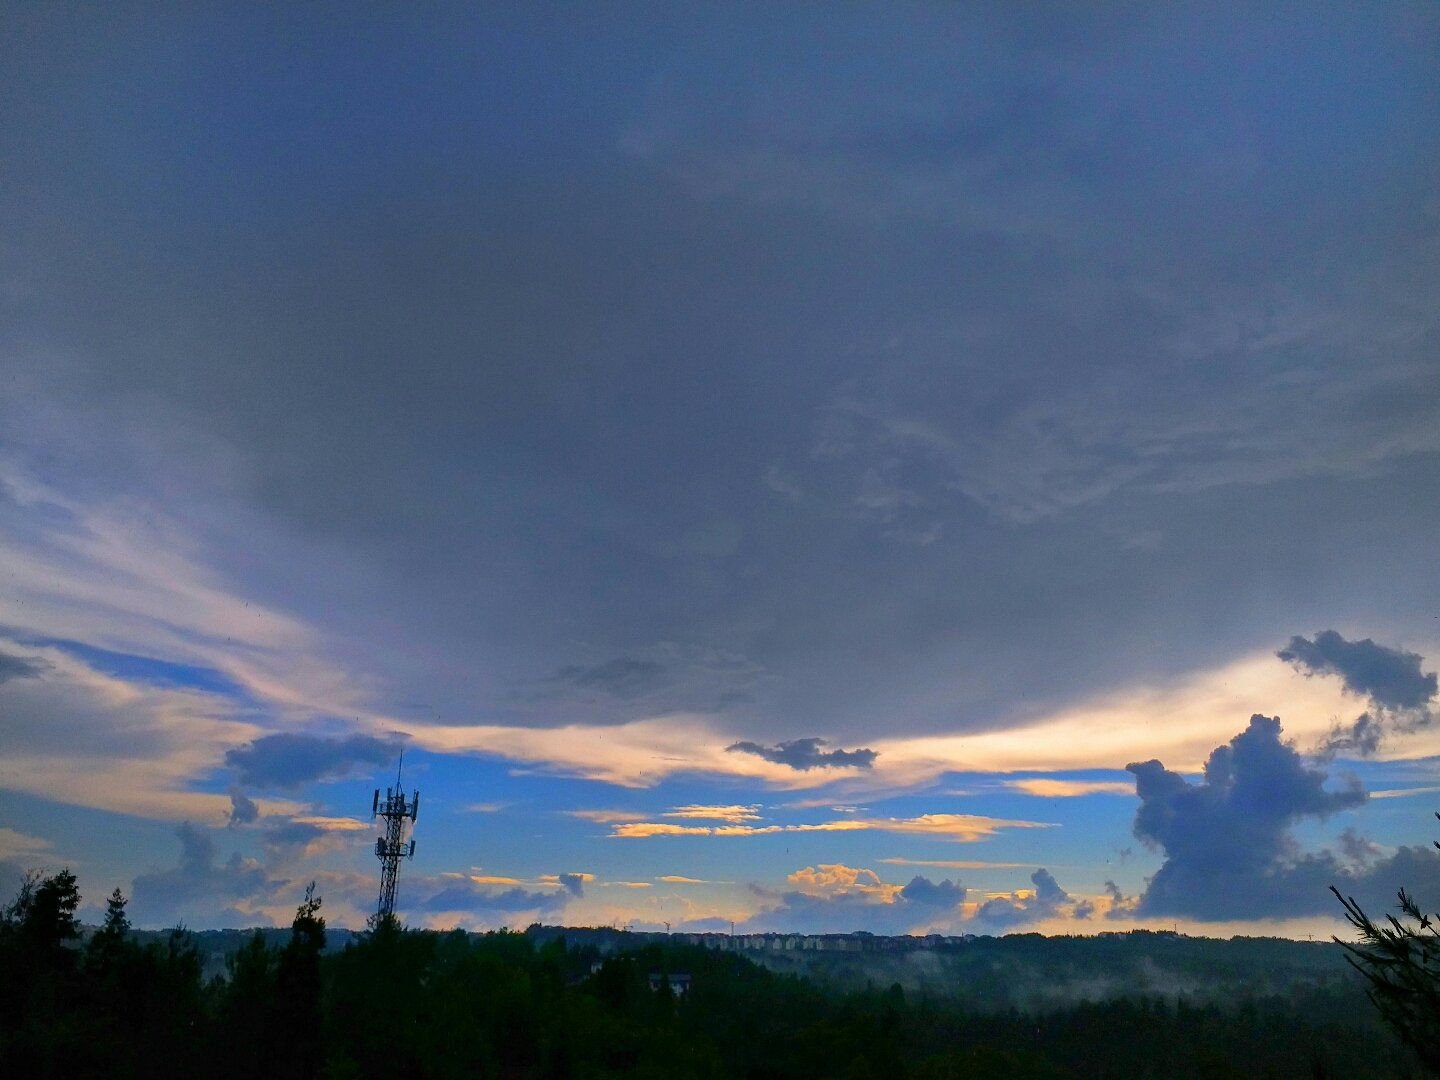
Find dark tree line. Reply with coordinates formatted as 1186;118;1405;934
0;870;1418;1079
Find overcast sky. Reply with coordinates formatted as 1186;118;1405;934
2;2;1439;935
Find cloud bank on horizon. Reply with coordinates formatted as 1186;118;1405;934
1;3;1438;934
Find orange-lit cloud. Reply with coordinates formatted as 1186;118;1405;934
662;804;762;823
610;812;1048;841
787;863;901;901
1002;778;1135;797
290;815;369;831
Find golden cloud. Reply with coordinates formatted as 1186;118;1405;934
610;812;1047;841
662;804;763;823
787;863;900;901
1001;779;1135;798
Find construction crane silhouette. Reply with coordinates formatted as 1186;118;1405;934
371;751;419;921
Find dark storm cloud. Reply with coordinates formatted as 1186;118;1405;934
1278;632;1437;757
1279;631;1437;711
227;786;259;826
0;3;1438;762
726;738;877;771
974;869;1074;929
130;823;283;927
0;651;44;684
548;658;668;700
1126;715;1440;920
225;733;401;790
556;872;587;899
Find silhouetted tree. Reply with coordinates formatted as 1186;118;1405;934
1333;875;1440;1076
275;882;326;1080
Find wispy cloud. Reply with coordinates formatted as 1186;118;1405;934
610;812;1049;842
565;809;647;824
662;804;762;823
1370;785;1440;800
0;637;304;822
1002;778;1135;798
0;827;54;860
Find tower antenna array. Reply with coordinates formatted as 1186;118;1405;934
371;750;419;921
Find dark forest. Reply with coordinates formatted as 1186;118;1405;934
2;870;1427;1080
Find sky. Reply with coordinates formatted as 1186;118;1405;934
2;2;1439;937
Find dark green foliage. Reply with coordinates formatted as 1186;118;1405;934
1332;821;1440;1076
0;871;1417;1079
0;872;205;1079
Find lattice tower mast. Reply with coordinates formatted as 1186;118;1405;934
371;753;419;920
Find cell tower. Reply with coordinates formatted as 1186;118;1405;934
371;752;419;921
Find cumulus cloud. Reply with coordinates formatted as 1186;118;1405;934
130;822;284;928
556;872;588;898
974;869;1076;928
225;732;401;789
746;863;967;934
1279;631;1437;710
260;816;366;862
1126;714;1440;920
407;870;592;927
725;737;877;770
1102;880;1138;921
1278;631;1437;756
898;875;967;908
